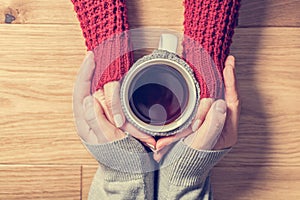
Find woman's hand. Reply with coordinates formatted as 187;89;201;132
213;56;240;150
73;51;126;144
153;56;241;162
73;51;156;147
93;82;156;148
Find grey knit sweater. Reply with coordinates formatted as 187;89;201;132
82;135;230;200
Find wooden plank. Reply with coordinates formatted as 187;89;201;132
0;0;77;24
0;0;299;27
238;0;300;27
81;165;300;199
221;27;300;166
0;24;93;164
211;167;300;200
128;0;300;27
0;25;299;166
0;165;81;199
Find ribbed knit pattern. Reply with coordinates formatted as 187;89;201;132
160;140;231;186
82;135;157;174
71;0;133;92
92;32;133;93
183;0;241;98
88;166;154;200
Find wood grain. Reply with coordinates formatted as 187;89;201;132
0;0;77;24
238;0;300;27
0;165;81;199
0;25;299;166
211;166;300;200
0;0;299;26
0;0;299;199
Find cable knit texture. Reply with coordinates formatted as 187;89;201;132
71;0;132;92
183;0;241;98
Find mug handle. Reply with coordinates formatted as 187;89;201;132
158;34;178;54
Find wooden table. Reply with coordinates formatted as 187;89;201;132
0;0;299;199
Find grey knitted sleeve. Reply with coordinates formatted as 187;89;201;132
158;140;231;200
81;135;156;200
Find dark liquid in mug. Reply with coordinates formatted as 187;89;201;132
128;64;189;126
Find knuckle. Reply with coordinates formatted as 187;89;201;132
84;107;97;125
105;98;113;110
214;117;225;132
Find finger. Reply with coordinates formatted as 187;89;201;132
93;95;126;143
85;128;100;145
223;55;240;137
185;99;227;150
223;55;239;103
83;95;125;143
74;118;92;141
95;86;156;146
93;89;114;123
73;51;95;118
191;98;214;132
212;56;241;150
121;122;156;147
103;81;125;128
83;95;107;143
153;144;173;163
73;116;100;144
155;98;214;151
156;127;192;151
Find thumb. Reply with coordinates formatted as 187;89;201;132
103;81;126;128
184;99;227;150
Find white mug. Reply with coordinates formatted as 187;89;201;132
120;34;200;136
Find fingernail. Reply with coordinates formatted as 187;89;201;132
216;100;227;114
145;143;156;152
83;51;92;62
114;114;124;128
85;51;93;58
229;57;235;65
192;119;201;132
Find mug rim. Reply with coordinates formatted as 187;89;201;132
120;50;200;136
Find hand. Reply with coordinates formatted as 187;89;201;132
93;82;156;147
73;51;156;147
73;52;125;144
153;55;240;161
213;56;240;150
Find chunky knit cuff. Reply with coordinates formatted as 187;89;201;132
160;140;231;186
92;32;133;93
82;135;156;179
183;0;241;98
71;0;132;91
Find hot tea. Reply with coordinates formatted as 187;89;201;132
128;64;189;126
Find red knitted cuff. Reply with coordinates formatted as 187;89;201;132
71;0;132;91
91;33;133;93
183;0;241;98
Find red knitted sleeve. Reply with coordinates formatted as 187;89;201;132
71;0;133;93
183;0;241;98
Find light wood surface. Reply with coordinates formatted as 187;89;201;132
0;0;299;199
0;165;81;199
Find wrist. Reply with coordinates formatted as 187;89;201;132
160;139;231;186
